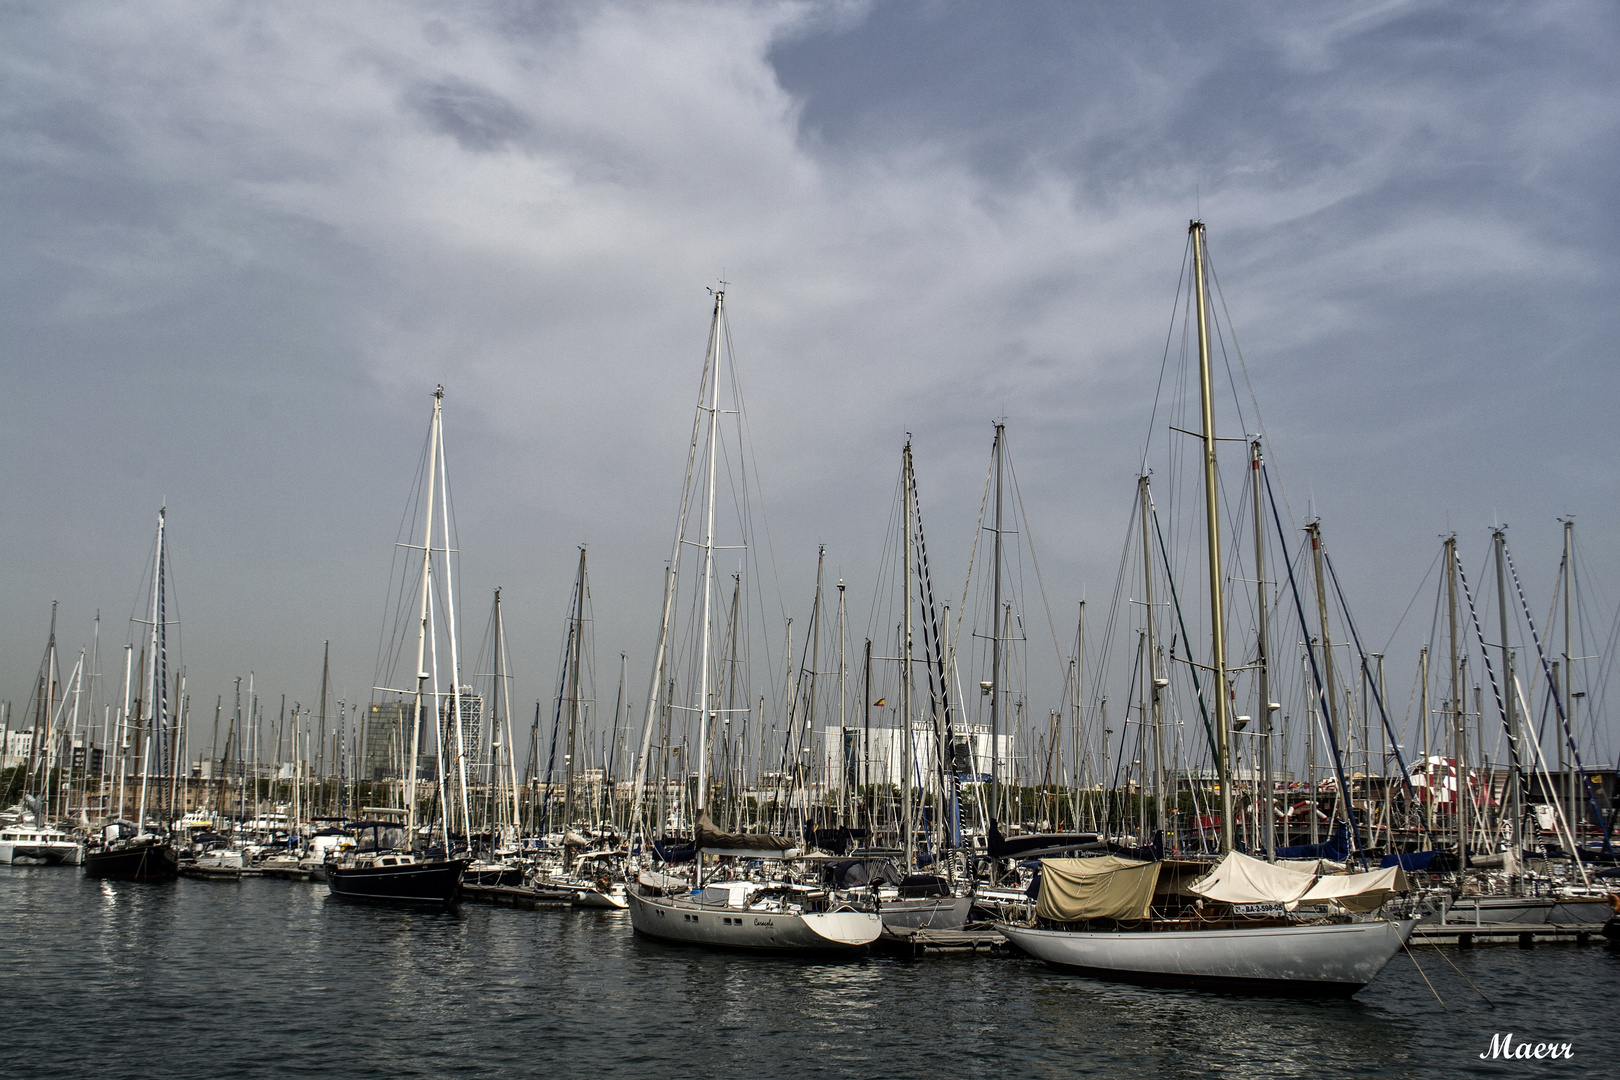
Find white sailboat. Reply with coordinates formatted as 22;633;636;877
624;288;880;952
999;222;1414;996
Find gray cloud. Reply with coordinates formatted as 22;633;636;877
2;1;1615;766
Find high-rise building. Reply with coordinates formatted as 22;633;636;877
362;701;414;782
441;687;483;763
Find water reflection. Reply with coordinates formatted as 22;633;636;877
1;870;1611;1080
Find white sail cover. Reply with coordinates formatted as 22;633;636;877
1190;851;1410;912
1188;851;1316;906
1297;866;1410;913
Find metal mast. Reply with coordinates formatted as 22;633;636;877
990;423;1005;824
695;290;724;816
836;578;848;826
406;387;442;845
1250;439;1276;860
902;439;917;868
1560;520;1575;835
1189;221;1235;855
1306;521;1344;848
630;294;723;839
1138;475;1167;841
1446;536;1467;869
564;547;588;828
1492;527;1522;869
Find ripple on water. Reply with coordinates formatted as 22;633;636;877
2;870;1611;1079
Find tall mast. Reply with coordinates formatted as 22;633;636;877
1305;521;1347;849
137;509;164;834
631;295;723;838
1249;440;1275;860
1445;536;1466;869
695;290;724;816
836;578;848;827
439;400;472;847
990;423;1005;823
1419;646;1431;835
1071;601;1084;831
406;386;443;844
496;588;521;837
1560;520;1575;838
805;547;825;831
1492;527;1522;868
1189;221;1235;855
902;439;916;868
565;546;587;826
1138;476;1166;841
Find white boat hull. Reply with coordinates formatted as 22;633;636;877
999;919;1415;997
0;840;84;866
628;887;881;952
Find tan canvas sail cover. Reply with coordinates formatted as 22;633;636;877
1188;851;1317;905
1298;865;1410;913
1036;857;1161;921
694;811;800;859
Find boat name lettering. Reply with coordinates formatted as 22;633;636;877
1479;1033;1573;1060
753;918;774;926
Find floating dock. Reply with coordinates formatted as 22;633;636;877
459;883;572;909
1411;923;1609;948
877;925;1014;958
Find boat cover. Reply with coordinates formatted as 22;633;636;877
1035;856;1161;921
695;811;801;860
1298;866;1410;913
1191;851;1410;912
1189;851;1317;906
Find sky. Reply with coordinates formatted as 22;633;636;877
2;0;1617;770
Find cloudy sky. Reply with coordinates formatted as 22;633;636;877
3;1;1616;766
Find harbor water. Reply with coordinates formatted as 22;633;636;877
4;869;1609;1079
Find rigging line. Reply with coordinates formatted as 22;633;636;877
1202;257;1250;438
1573;540;1620;754
1321;548;1438;851
952;435;997;662
1501;540;1615;856
1139;234;1194;476
1004;438;1070;674
1380;547;1445;657
1452;550;1517;776
726;306;790;646
1261;461;1363;862
1207;249;1262;446
1148;497;1218;763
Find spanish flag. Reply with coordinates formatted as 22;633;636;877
872;698;886;707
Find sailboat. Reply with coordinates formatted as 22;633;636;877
85;508;180;882
325;386;465;907
624;289;881;952
997;222;1414;996
1;608;85;867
